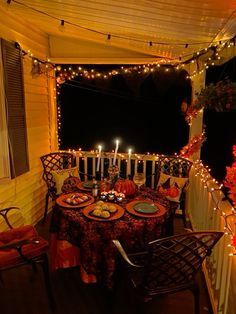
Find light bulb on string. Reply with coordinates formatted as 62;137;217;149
59;19;65;32
106;34;111;45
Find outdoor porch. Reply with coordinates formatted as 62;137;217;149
1;3;236;314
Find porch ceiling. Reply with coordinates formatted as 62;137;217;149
2;0;236;64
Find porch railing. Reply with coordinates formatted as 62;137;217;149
75;150;160;188
186;161;234;314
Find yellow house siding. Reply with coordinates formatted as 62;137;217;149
0;9;56;229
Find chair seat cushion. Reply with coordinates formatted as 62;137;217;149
0;225;48;268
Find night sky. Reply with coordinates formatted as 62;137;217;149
58;65;191;155
201;57;236;181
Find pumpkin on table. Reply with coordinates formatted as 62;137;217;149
114;178;136;196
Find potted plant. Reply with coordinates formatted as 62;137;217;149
193;79;236;112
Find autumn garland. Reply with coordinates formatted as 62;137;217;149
179;132;206;158
184;106;202;125
224;145;236;208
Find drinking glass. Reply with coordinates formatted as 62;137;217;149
133;173;146;191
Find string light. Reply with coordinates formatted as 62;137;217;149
12;34;236;86
6;0;224;52
6;0;236;70
184;108;203;125
54;34;236;83
194;160;236;255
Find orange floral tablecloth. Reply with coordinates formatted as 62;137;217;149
49;187;170;288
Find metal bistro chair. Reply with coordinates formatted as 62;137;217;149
156;155;193;234
40;151;77;223
0;206;55;308
113;231;224;314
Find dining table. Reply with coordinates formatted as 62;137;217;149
49;185;170;289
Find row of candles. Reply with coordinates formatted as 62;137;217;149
96;140;132;175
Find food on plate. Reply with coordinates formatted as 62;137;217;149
96;200;105;206
90;201;117;218
64;193;89;205
92;208;102;217
108;204;117;213
100;211;111;218
101;203;109;211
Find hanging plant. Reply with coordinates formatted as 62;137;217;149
193;79;236;112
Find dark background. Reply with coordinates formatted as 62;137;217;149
58;58;236;183
201;57;236;181
58;65;191;155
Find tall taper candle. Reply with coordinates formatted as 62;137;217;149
113;140;119;166
128;148;132;176
96;145;102;172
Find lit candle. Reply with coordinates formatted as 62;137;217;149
113;140;119;166
128;148;132;176
96;145;102;172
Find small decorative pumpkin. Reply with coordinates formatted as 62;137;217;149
114;178;136;196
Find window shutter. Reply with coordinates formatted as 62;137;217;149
1;39;29;178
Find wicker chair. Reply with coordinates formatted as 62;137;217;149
113;231;223;314
156;155;193;234
40;151;77;223
0;206;55;308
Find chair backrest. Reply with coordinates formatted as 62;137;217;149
40;152;76;196
157;155;193;178
155;155;193;200
130;231;224;296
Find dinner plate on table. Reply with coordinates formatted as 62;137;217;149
77;181;101;192
126;200;167;218
56;192;94;209
83;202;124;221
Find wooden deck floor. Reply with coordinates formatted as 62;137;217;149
0;215;213;314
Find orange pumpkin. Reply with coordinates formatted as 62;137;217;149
114;178;136;196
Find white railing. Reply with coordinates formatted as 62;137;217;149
186;162;235;314
74;150;160;188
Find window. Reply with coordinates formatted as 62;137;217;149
0;39;29;179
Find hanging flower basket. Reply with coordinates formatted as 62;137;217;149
193;79;236;112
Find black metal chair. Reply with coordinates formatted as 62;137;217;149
156;155;193;234
0;206;55;308
40;151;77;223
113;231;224;314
